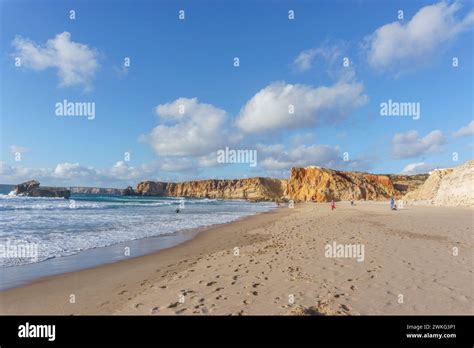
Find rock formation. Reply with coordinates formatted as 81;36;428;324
133;168;427;202
14;180;71;199
404;160;473;206
122;186;136;196
387;174;429;196
286;166;397;202
136;178;287;202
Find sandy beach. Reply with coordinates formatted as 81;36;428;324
0;202;472;315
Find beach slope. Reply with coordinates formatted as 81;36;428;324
0;202;472;315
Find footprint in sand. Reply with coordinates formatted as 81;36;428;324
340;304;351;312
168;302;180;308
206;281;217;286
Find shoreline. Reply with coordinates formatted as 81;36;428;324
0;204;277;291
0;198;276;291
0;206;289;314
0;202;472;315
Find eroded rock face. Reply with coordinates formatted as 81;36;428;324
404;160;473;206
136;178;287;201
14;181;70;199
286;166;397;202
387;174;429;195
14;180;40;195
134;168;428;202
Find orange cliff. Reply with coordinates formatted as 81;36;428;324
136;177;287;202
286;166;396;202
132;166;427;202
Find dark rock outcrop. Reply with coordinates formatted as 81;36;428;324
14;180;71;199
122;186;136;196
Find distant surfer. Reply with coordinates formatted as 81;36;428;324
176;208;180;213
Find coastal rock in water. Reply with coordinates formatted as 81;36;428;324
122;186;136;196
14;180;40;194
136;178;287;201
286;166;397;202
404;160;473;206
14;180;70;199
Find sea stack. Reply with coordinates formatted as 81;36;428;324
14;180;71;199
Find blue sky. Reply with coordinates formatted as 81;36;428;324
1;0;473;187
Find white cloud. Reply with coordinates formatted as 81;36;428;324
236;80;368;133
453;120;474;137
391;130;446;159
257;143;342;170
53;162;97;179
293;48;319;72
0;162;50;183
12;32;99;90
401;162;436;174
256;142;374;175
0;161;158;187
293;45;343;72
365;1;474;72
140;98;234;157
9;145;29;154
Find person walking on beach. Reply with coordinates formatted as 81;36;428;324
390;197;397;210
331;199;336;211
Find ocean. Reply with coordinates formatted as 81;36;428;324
0;188;275;289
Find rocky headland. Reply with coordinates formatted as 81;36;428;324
14;180;71;199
